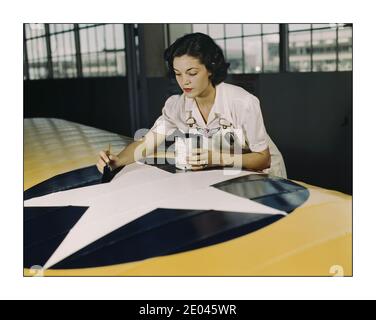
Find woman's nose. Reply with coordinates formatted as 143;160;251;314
183;77;191;85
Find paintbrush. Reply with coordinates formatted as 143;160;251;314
105;143;112;171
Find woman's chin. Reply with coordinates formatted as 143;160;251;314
183;91;195;98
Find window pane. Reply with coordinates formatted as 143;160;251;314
225;24;242;37
89;53;99;76
312;23;331;29
289;24;311;31
79;28;89;53
289;31;311;71
262;24;279;34
49;24;56;34
106;52;116;75
95;25;106;51
104;24;116;50
263;34;279;72
81;53;91;76
97;52;107;76
29;60;48;79
39;61;49;78
244;36;262;73
37;38;48;59
26;41;35;61
50;34;62;57
79;24;96;28
116;51;126;76
49;24;74;34
79;24;126;77
25;23;45;39
312;28;337;71
208;24;224;39
29;65;36;79
25;24;31;39
94;27;105;52
52;56;77;78
87;28;95;53
243;24;261;35
226;38;243;73
87;27;98;53
50;32;76;57
80;27;101;53
193;24;208;34
52;59;62;78
215;39;225;56
28;38;47;60
82;52;101;77
338;27;352;71
66;57;77;77
114;24;125;49
95;53;103;77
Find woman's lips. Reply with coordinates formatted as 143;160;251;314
184;88;193;93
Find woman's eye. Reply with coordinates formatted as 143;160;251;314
189;73;197;76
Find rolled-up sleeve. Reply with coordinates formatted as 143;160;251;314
150;95;179;136
241;96;268;152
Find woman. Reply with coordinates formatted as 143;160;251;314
96;32;286;178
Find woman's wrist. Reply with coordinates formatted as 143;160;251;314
220;152;232;167
115;153;128;167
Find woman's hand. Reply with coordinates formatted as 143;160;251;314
96;150;122;173
187;148;240;171
187;148;215;171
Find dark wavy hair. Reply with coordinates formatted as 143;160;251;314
164;32;230;86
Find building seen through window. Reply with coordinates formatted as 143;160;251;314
191;23;352;74
192;24;280;74
288;23;352;72
79;24;126;77
24;24;48;79
24;23;127;80
24;23;352;80
49;24;77;78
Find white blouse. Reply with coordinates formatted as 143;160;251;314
150;82;287;178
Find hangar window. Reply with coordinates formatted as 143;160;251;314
24;23;127;80
24;24;49;79
78;24;126;77
288;23;352;72
192;23;280;74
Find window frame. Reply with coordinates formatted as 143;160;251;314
188;23;352;74
24;23;128;80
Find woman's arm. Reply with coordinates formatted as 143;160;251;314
220;147;271;171
239;148;271;171
189;147;271;172
96;132;166;173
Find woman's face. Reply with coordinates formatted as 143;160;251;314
173;55;213;98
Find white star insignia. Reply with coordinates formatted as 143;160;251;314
25;162;286;269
